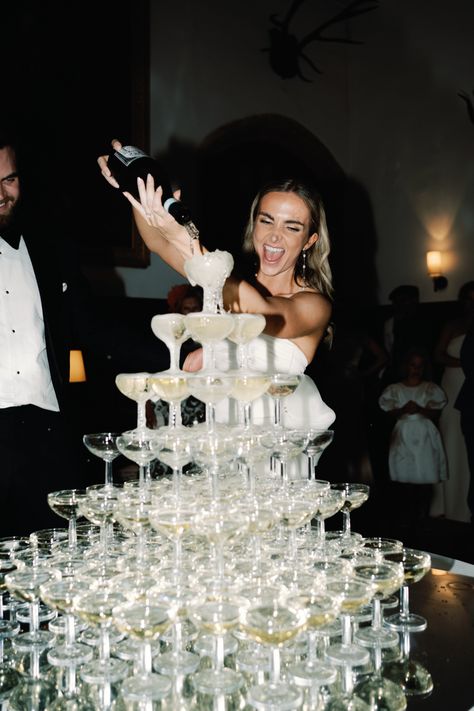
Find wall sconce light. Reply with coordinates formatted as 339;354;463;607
426;251;448;291
69;350;87;383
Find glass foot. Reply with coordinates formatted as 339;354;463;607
12;629;55;651
326;643;370;667
287;660;337;687
354;626;399;649
47;642;94;667
120;672;172;701
191;668;244;695
384;612;427;632
154;650;200;675
247;681;303;710
80;657;130;684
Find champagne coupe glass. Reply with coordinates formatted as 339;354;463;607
384;549;431;632
187;372;235;433
151;428;193;497
115;371;152;433
0;553;20;638
325;577;375;668
286;591;342;707
352;561;404;649
47;489;86;551
227;313;266;369
229;372;271;428
148;500;195;586
239;599;309;709
116;429;157;489
112;599;174;702
184;248;234;314
112;494;154;566
330;482;370;538
260;427;309;489
73;589;129;684
39;578;93;666
189;593;248;695
267;373;302;429
310;488;346;553
184;312;235;372
5;567;60;649
324;578;376;711
149;370;190;429
303;428;334;480
151;312;189;372
193;505;249;589
78;484;123;560
83;432;120;487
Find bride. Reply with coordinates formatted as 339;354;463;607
98;141;335;432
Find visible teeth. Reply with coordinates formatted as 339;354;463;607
265;245;283;254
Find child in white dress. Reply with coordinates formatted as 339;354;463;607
379;348;447;519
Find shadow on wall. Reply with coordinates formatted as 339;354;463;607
191;113;380;312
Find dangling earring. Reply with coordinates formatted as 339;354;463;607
302;249;307;284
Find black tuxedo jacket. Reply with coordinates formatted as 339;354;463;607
22;215;168;413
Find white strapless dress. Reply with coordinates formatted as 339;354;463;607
213;334;336;430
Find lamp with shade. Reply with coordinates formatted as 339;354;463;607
426;251;448;291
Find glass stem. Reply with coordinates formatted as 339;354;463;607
400;585;410;620
372;597;382;630
137;401;147;432
308;630;318;663
173;621;183;653
142;641;153;674
308;454;316;480
343;510;351;536
174;538;182;572
206;403;216;432
274;399;282;428
30;649;41;679
99;627;110;664
104;460;113;487
66;667;78;696
271;648;281;683
29;600;39;634
65;613;76;647
169;402;182;429
341;614;352;646
68;514;77;549
215;635;225;671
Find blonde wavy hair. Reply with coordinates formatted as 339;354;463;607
241;179;333;298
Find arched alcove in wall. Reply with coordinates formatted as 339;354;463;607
194;113;379;312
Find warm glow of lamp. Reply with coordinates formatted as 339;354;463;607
426;250;443;276
69;350;87;383
426;251;448;292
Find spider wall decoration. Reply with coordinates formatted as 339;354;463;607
263;0;379;82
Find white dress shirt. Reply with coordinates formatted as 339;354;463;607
0;236;59;410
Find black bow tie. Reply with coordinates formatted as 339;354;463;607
0;224;22;250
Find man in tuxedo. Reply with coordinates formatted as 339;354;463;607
0;130;166;537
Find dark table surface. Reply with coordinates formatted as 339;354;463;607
399;567;474;710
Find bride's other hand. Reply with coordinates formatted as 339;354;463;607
123;173;186;244
97;138;122;188
183;348;203;372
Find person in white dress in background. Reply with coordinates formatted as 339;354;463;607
97;140;336;435
430;281;474;523
379;347;447;523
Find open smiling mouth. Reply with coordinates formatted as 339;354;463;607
263;245;284;262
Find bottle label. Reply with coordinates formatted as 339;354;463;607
114;145;147;166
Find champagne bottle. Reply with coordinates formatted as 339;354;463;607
107;145;193;226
